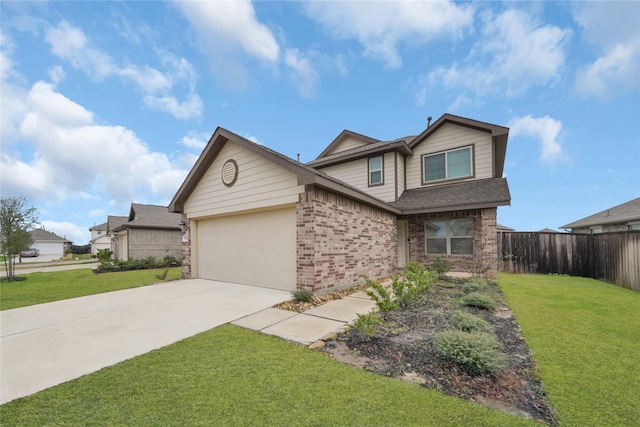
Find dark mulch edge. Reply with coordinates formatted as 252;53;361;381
0;276;27;283
92;265;180;274
321;280;559;426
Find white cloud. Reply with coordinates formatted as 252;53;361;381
1;79;189;209
421;9;571;104
179;131;210;150
573;2;640;98
43;20;202;119
174;0;280;62
284;48;320;98
508;115;564;163
305;1;474;69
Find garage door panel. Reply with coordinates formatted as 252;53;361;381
197;208;296;291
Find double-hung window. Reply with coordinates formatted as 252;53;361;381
425;219;473;255
423;146;472;183
369;156;383;186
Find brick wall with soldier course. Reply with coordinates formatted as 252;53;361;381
296;185;398;293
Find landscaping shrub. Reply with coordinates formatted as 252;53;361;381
292;289;314;304
362;276;398;315
459;291;496;311
429;256;449;279
95;256;182;273
452;310;491;333
353;312;384;341
461;278;489;294
435;330;507;374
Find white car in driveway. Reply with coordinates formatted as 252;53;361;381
20;248;40;257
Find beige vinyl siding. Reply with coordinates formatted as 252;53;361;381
324;136;372;156
184;141;305;218
396;152;406;197
317;152;397;202
406;123;494;190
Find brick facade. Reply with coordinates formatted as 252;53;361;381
405;208;498;279
296;185;397;293
127;228;182;261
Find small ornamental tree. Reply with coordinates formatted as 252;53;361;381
1;196;39;281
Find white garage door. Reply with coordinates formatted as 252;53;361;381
34;242;63;255
196;207;296;291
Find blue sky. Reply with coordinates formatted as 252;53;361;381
1;1;639;245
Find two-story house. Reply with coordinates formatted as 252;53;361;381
89;222;111;254
169;114;511;293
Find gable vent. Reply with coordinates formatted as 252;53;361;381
221;159;238;187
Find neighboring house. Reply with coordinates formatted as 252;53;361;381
89;222;110;254
107;215;128;257
110;204;182;261
169;113;511;292
28;227;72;257
561;197;640;234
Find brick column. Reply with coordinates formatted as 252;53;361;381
181;213;191;279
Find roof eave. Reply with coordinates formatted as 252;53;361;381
398;199;511;216
308;141;413;168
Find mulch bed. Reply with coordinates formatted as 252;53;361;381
278;280;558;425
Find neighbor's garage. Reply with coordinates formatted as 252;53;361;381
196;207;296;291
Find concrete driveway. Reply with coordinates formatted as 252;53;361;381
0;279;291;404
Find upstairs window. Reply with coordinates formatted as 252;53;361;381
369;156;383;186
425;219;473;255
423;146;472;183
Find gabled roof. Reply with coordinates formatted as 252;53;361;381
561;197;640;229
307;138;413;168
113;204;181;231
169;127;400;215
107;215;129;233
315;130;381;159
89;222;107;231
410;114;509;178
29;228;72;243
391;178;511;214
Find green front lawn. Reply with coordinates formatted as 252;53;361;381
499;273;640;426
0;267;182;310
1;272;638;426
0;324;533;426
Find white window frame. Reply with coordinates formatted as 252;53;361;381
368;155;383;186
425;219;474;255
422;146;473;184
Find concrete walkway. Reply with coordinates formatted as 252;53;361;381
0;279;291;404
1;280;378;405
232;291;377;345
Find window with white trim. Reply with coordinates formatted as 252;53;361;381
590;226;603;234
425;219;473;255
369;156;383;186
423;146;472;183
628;223;640;231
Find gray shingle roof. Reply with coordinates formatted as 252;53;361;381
391;178;511;214
89;222;107;231
29;228;71;243
307;137;415;167
107;216;128;233
124;204;181;230
561;197;640;229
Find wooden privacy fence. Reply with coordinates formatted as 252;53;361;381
498;231;640;291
